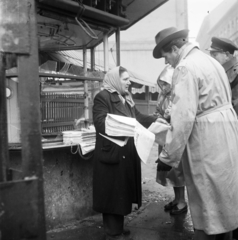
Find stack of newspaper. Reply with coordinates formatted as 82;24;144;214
104;114;154;164
105;114;137;137
104;114;172;164
62;126;96;155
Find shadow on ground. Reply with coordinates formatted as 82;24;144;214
47;200;194;240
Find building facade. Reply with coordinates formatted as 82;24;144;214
196;0;238;52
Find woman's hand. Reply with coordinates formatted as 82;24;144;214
156;159;172;171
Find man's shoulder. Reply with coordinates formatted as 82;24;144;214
178;48;211;69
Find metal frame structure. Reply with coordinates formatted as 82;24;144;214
0;0;46;238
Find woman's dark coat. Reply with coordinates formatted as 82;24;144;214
93;89;156;216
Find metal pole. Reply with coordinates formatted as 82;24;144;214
90;47;98;99
91;47;95;71
103;32;109;72
0;53;8;182
83;47;89;127
115;27;121;66
17;0;46;238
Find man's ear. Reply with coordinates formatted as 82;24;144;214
224;51;231;58
171;45;179;53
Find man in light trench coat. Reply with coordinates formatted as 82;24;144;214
153;27;238;240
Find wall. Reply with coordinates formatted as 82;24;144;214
9;147;95;230
196;0;238;52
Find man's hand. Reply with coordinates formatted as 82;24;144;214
156;117;169;125
156;159;172;171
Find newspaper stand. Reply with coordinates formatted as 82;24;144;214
0;0;168;236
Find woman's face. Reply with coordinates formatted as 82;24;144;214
159;80;171;94
120;71;131;95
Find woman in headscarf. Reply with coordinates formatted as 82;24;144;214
93;66;157;240
154;65;187;215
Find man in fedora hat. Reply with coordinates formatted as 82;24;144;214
154;27;238;240
207;37;238;115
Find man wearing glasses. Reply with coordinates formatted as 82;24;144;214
208;37;238;114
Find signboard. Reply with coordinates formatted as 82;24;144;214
0;0;30;53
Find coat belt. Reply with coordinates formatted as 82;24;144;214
196;103;232;118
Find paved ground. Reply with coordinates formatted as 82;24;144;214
47;144;194;240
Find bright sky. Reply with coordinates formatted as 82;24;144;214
117;0;225;44
188;0;224;42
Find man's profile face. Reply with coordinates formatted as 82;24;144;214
161;49;178;68
210;51;227;65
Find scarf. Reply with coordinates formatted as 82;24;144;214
103;66;135;107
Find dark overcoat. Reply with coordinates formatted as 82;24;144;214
92;90;156;215
223;57;238;114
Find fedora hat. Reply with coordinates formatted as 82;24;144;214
153;27;189;59
207;37;238;54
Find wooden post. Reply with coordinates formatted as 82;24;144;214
17;0;46;238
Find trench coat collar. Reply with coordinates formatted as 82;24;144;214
222;56;237;73
176;42;198;67
110;91;132;116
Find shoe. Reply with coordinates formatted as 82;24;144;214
105;234;125;240
105;233;133;240
170;205;188;215
164;201;177;211
123;228;131;235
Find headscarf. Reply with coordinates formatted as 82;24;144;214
103;66;135;107
157;64;174;89
154;65;174;118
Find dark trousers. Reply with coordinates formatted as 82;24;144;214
215;232;232;240
103;213;124;236
233;228;238;239
194;229;232;240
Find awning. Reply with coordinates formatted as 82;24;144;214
121;0;168;30
37;0;168;51
44;51;157;88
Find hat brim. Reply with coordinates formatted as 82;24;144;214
153;29;189;59
206;47;220;52
213;37;238;51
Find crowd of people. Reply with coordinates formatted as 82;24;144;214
92;26;238;240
